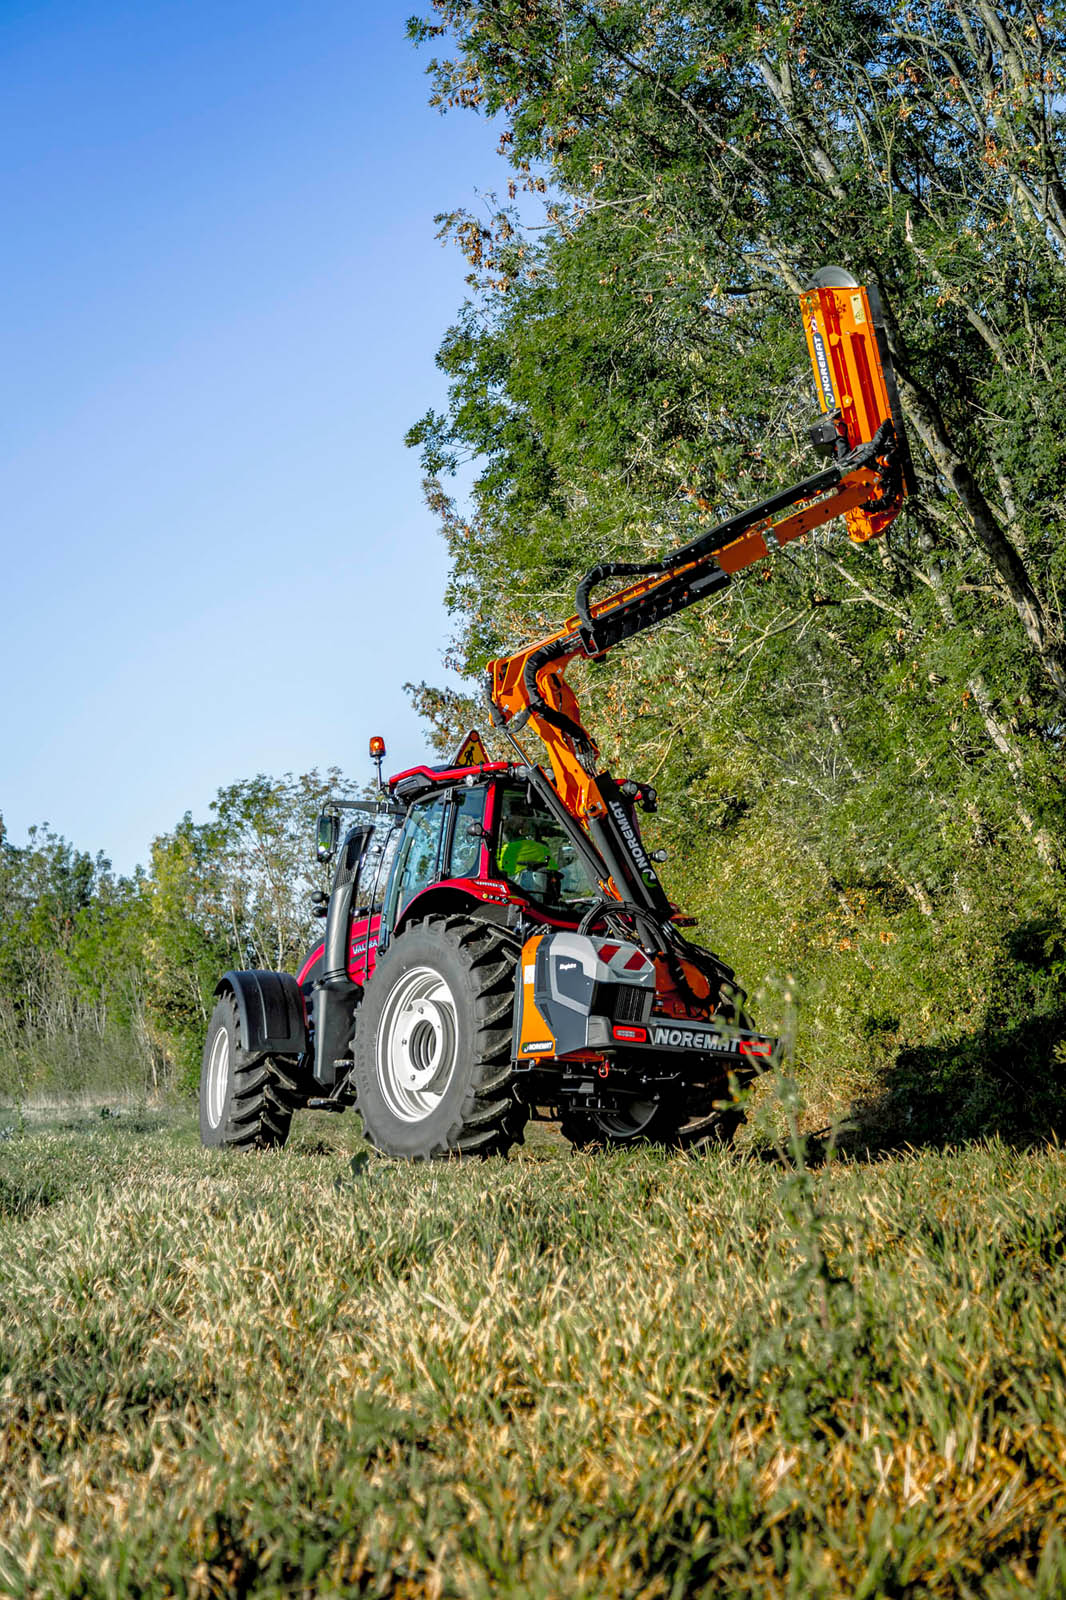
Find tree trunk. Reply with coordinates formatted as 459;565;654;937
895;371;1066;707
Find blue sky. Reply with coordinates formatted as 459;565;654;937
1;0;512;874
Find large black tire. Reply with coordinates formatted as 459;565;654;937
559;1094;744;1153
352;915;525;1160
199;991;303;1150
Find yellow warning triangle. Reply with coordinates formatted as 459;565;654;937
452;728;489;768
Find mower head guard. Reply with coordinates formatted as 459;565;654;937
801;267;916;541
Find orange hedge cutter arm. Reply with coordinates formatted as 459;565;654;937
487;276;915;829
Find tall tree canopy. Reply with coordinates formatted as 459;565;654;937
407;0;1066;1102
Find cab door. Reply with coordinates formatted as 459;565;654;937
443;783;488;882
381;791;450;941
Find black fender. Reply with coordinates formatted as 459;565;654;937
392;886;491;941
216;970;307;1055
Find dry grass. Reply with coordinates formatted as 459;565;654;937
2;1109;1066;1597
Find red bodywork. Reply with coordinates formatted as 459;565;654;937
298;765;594;995
298;762;724;1039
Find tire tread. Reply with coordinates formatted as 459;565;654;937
355;915;523;1161
200;991;300;1151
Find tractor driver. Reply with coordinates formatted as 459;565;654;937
495;786;599;908
497;836;562;904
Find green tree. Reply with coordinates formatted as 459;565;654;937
0;767;363;1102
144;768;359;1085
410;0;1066;693
406;0;1066;1111
0;820;154;1102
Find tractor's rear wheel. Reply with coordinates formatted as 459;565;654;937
199;991;302;1150
560;1094;744;1152
353;915;525;1160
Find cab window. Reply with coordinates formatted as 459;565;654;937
494;786;598;909
445;785;487;880
385;792;448;925
359;818;402;915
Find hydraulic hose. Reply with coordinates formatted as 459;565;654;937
575;560;668;643
519;639;596;748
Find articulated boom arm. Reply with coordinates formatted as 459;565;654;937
487;275;915;832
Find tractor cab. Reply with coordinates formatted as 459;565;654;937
302;734;622;1005
376;745;609;962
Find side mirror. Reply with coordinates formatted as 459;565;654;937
315;812;340;863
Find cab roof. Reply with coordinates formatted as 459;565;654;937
387;761;511;803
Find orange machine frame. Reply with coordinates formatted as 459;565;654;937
487;277;912;843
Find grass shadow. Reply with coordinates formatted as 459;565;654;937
838;1002;1066;1157
812;915;1066;1158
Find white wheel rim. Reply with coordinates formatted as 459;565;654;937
376;965;459;1123
205;1027;230;1129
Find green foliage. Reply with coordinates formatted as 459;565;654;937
144;768;357;1086
405;0;1066;1116
4;1119;1066;1594
871;916;1066;1144
0;824;154;1106
0;768;359;1103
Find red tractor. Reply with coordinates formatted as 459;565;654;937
199;271;914;1159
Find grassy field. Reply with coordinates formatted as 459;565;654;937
2;1108;1066;1598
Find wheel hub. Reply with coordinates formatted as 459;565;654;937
205;1027;230;1130
377;965;460;1122
394;998;453;1091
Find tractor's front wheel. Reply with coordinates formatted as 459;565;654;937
199;992;302;1150
353;916;525;1160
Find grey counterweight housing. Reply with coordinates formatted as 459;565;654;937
515;931;656;1059
513;930;777;1067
